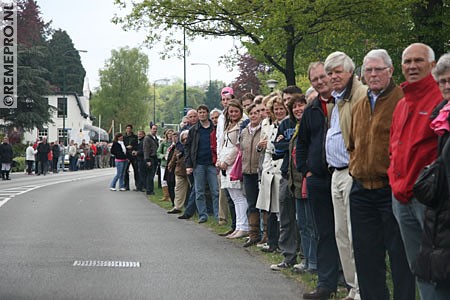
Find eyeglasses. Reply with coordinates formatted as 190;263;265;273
438;78;450;86
310;74;327;83
364;66;389;74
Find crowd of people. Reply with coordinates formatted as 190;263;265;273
23;137;113;176
103;42;450;300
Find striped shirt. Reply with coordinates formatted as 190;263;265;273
325;89;349;168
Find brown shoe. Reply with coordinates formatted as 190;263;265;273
243;237;260;248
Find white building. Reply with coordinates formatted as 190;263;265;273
23;77;108;145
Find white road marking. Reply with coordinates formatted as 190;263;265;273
0;174;110;209
73;260;141;268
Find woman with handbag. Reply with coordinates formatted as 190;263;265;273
414;53;450;296
217;100;248;239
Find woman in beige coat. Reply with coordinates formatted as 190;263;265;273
256;93;288;252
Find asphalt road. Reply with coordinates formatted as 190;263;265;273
0;168;304;300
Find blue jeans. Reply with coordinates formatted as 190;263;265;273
145;158;157;195
110;160;126;189
296;197;317;270
193;164;219;220
184;174;197;217
392;196;450;300
69;156;78;171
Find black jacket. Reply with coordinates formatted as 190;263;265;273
0;142;13;163
37;142;51;161
136;137;144;160
415;100;450;287
185;120;214;169
110;142;127;160
296;97;333;178
123;132;138;159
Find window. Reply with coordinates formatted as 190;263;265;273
38;129;48;138
58;128;66;138
57;97;67;118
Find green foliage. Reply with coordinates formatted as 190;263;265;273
47;30;87;95
90;47;151;131
0;45;53;131
114;0;448;88
158;79;216;125
12;157;26;173
0;0;53;132
12;143;27;157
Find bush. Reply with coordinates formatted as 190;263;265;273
12;143;27;158
11;157;25;173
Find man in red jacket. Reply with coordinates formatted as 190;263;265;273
388;43;446;299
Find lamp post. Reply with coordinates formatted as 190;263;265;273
153;78;169;124
62;49;87;146
191;62;211;105
266;79;278;92
191;62;211;87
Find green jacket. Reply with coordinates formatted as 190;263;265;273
157;140;171;167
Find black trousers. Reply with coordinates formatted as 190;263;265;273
307;174;339;292
125;157;139;189
350;180;415;300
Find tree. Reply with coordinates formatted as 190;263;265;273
47;30;86;95
0;0;53;132
114;0;418;86
17;0;51;47
157;79;205;124
411;0;450;58
231;53;266;98
90;47;150;131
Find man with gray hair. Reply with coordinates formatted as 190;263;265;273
348;49;414;299
324;51;366;300
389;43;446;299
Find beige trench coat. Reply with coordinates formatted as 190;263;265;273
256;122;282;213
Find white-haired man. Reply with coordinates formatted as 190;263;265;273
349;49;414;300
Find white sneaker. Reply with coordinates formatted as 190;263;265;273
293;262;308;273
109;188;116;191
119;188;127;191
256;242;268;248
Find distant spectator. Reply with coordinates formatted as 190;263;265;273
109;133;127;191
0;137;13;180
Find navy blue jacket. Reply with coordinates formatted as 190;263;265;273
273;117;297;176
296;97;331;178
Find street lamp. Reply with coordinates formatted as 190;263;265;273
191;62;212;105
266;79;278;92
62;49;87;146
153;78;169;124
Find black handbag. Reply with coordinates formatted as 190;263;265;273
413;137;450;207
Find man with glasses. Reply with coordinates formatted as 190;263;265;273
349;49;414;300
297;62;338;299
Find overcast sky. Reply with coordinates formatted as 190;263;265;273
38;0;239;90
